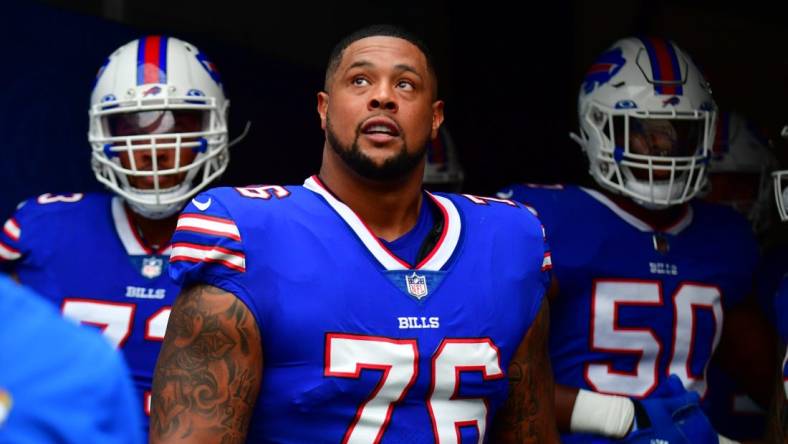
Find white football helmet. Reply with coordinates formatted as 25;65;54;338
423;126;464;192
706;111;777;231
572;36;716;208
773;126;788;221
89;35;229;219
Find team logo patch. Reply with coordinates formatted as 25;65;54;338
405;272;428;299
652;234;670;255
141;256;164;279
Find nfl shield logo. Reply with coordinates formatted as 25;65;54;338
405;272;428;299
141;257;163;279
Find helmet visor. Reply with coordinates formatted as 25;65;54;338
106;109;205;137
613;117;704;158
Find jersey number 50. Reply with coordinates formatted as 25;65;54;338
587;280;722;398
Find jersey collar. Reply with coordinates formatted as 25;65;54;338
111;197;171;256
580;187;693;235
303;175;461;271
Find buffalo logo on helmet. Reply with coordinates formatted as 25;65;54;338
93;57;111;88
196;51;222;85
662;96;680;107
143;86;162;97
582;47;626;94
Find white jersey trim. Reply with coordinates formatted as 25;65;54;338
580;187;693;235
112;197;150;255
170;243;246;272
303;176;461;271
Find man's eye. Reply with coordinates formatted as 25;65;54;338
352;77;369;86
397;80;414;91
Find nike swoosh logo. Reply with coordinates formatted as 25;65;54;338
496;190;514;199
192;197;212;211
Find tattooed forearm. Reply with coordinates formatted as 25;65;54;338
491;301;560;443
150;284;263;443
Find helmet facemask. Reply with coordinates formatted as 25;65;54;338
773;126;788;222
580;104;713;208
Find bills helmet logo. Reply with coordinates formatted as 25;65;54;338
196;51;222;85
141;256;164;279
662;96;680;107
93;57;111;89
405;272;428;299
582;47;626;94
143;86;162;97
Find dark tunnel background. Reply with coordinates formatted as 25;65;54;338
2;0;787;219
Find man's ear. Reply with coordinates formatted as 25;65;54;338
317;92;329;130
430;100;445;140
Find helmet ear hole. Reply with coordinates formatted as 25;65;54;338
88;36;230;219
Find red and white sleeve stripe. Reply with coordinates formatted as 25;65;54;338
170;243;246;272
175;214;241;241
3;218;20;241
0;241;21;261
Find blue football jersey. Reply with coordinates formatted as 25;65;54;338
169;177;551;443
499;184;758;401
0;274;142;444
699;246;788;440
0;192;180;436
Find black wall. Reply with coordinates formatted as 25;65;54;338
3;0;787;218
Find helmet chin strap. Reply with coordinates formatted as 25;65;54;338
126;199;185;220
621;172;688;209
122;182;192;220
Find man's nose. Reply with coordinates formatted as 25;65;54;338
368;83;398;112
648;131;678;156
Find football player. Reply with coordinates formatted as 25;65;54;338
0;35;233;439
702;111;778;441
499;36;775;443
150;24;559;443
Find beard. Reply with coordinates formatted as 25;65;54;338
326;116;427;182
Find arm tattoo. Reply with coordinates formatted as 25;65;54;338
150;284;263;443
491;301;560;443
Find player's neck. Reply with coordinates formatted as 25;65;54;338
124;203;178;251
319;146;424;242
604;190;689;232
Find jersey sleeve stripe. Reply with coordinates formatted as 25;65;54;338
170;243;246;272
3;218;20;241
176;215;241;241
541;252;553;271
0;241;21;260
